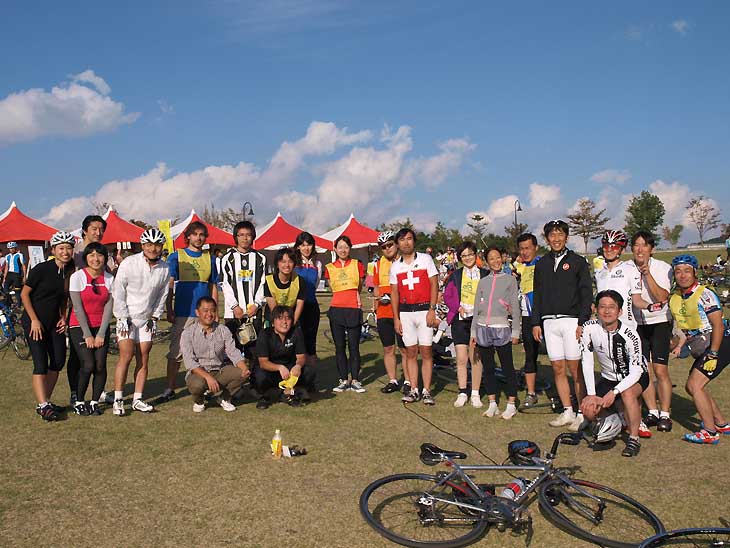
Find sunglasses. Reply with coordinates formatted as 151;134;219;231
380;242;395;249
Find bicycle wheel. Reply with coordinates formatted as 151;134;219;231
639;527;730;547
360;473;489;548
538;478;664;548
12;329;30;360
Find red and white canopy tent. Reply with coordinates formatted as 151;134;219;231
320;213;381;248
169;209;234;249
70;206;143;246
255;212;332;252
0;201;58;244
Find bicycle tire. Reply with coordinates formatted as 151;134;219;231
360;473;489;548
538;478;664;548
639;527;730;547
12;330;30;360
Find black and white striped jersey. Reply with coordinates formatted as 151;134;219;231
220;248;267;319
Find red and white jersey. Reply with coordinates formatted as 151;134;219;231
389;252;438;305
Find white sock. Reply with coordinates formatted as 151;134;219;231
649;409;660;417
114;390;123;401
505;402;517;409
488;400;498;408
90;400;98;405
133;392;143;402
471;390;480;397
659;411;670;419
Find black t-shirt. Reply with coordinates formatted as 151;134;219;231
255;326;306;367
21;260;73;326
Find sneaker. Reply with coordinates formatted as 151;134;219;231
132;399;154;413
73;402;90;416
483;401;500;418
70;392;77;408
217;398;236;412
502;403;518;420
285;394;303;407
112;399;126;416
470;394;483;408
638;421;652;438
48;402;65;413
568;414;587;432
549;409;576;427
297;387;312;402
700;422;730;435
333;379;349;393
644;413;660;427
657;417;673;432
100;391;115;405
159;388;176;402
402;388;420;403
421;390;435;406
453;393;468;407
381;380;400;394
402;381;412;396
192;402;206;413
88;402;103;416
523;393;539;408
683;429;720;445
256;397;271;410
350;380;366;393
36;403;60;422
622;438;641;457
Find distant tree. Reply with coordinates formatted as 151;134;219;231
128;219;151;229
377;218;414;232
661;224;683;248
504;222;529;253
92;201;113;215
686;195;721;245
624;191;665;242
200;203;242;232
431;221;463;252
567;198;610;253
466;214;490;248
721;223;730;239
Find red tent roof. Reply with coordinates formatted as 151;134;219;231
101;209;144;244
320;214;381;248
0;202;59;243
255;213;332;251
170;210;234;248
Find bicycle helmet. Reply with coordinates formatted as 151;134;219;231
377;231;396;245
543;219;569;237
592;413;623;443
671;254;699;270
601;230;628;248
6;241;18;249
435;303;449;317
140;228;166;244
50;231;76;246
507;440;541;465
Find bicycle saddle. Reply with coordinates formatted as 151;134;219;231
419;443;467;466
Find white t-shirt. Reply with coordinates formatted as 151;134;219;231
626;257;673;325
595;261;642;328
69;269;114;293
389;252;439;305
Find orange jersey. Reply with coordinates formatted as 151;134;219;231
374;256;395;319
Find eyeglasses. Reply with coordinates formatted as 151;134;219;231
460;253;476;259
380;242;395;249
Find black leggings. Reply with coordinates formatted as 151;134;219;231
328;307;361;381
521;320;539;374
478;343;517;398
67;341;80;394
69;327;110;402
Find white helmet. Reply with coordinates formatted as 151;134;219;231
140;228;166;244
377;231;396;245
50;231;76;246
7;241;18;249
592;413;623;443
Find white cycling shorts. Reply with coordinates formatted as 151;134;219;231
543;317;581;362
116;318;154;343
400;310;434;347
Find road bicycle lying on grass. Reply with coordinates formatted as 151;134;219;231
639;523;730;547
360;432;664;548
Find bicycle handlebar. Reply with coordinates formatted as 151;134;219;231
547;432;583;459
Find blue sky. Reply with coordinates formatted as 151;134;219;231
1;1;728;244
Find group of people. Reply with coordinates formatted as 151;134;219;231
12;212;730;458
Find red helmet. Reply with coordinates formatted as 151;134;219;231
601;230;628;248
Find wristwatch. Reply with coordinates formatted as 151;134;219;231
612;388;620;396
429;304;437;310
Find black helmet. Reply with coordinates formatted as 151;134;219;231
543;219;569;237
507;440;541;465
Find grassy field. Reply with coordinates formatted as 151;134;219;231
2;290;730;548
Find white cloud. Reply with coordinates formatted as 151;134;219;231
648;179;692;226
671;19;690;36
157;99;174;115
528;182;561;209
590;169;631;184
625;25;644;41
0;70;138;145
416;138;476;189
487;195;520;220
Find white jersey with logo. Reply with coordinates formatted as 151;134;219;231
626;258;673;325
594;261;641;328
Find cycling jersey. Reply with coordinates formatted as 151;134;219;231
294;260;321;304
167;248;217;318
373;255;396;320
112;252;170;321
594;261;641;328
6;251;24;273
389;252;438;306
626;258;673;325
580;319;647;395
514;256;540;317
669;283;722;338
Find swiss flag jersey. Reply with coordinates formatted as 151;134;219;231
389;252;438;305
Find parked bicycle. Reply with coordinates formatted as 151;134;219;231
639;524;730;547
0;299;30;360
360;432;665;548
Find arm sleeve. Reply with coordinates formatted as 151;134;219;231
293;326;306;354
180;328;200;371
112;266;130;319
255;331;270;358
614;329;645;393
580;327;597;396
152;271;170;319
98;296;113;335
508;277;521;339
577;259;593;326
222;326;245;365
530;262;542;326
357;260;365;278
253;254;266;306
69;291;93;338
221;255;239;309
167;253;179;280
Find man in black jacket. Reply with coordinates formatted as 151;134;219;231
531;220;593;430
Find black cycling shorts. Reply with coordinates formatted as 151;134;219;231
596;372;650;397
23;319;67;375
691;332;730;381
377;318;405;349
637;322;671;366
450;317;472;346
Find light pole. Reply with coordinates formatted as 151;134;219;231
242;201;255;221
513;199;523;232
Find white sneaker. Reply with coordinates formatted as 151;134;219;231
112;399;125;416
568;413;587;432
470;394;483;408
132;399;154;413
333;379;349;393
453;393;468;407
549;408;576;427
482;401;500;418
192;402;206;413
502;403;518;420
349;380;366;393
100;391;115;405
218;398;236;412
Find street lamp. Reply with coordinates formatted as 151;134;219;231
242;201;255;221
513;199;523;230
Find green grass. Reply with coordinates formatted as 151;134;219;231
1;293;729;548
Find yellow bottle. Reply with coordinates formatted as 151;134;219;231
271;429;282;459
